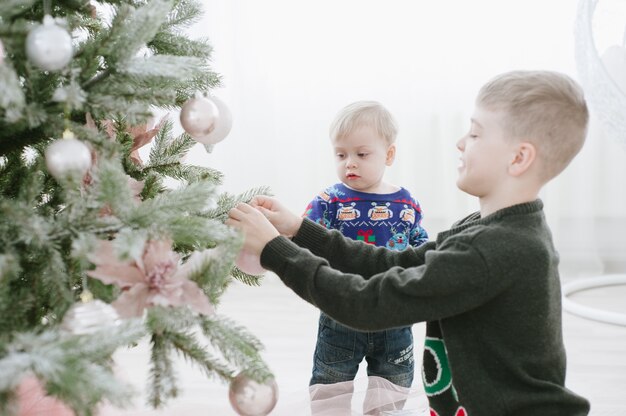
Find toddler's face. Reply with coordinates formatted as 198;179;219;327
331;125;394;194
456;106;516;198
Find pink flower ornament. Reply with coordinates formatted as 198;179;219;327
87;239;214;318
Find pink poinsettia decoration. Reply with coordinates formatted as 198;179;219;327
87;239;214;318
86;112;165;166
16;375;74;416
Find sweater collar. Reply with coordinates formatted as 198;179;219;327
334;183;407;199
436;199;544;243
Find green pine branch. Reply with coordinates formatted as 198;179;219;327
150;32;212;58
126;181;215;225
200;314;271;382
101;1;174;67
230;268;264;287
0;0;37;19
148;332;178;408
162;0;204;30
205;186;273;223
170;331;234;381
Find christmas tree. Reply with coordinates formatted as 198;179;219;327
0;1;275;415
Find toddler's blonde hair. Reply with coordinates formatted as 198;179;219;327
330;101;398;145
477;70;589;181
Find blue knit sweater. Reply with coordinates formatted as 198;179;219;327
302;183;428;250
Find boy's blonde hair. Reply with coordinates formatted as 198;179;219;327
330;101;398;145
476;70;589;181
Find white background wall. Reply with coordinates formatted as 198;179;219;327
160;0;626;276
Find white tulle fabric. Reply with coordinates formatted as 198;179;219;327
277;376;429;416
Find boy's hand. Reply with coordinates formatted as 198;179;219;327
227;203;279;256
250;196;303;237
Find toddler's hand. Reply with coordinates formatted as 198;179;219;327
226;203;279;256
250;196;302;237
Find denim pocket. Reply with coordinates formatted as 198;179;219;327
316;314;356;364
385;326;414;369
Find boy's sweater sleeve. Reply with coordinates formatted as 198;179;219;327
293;218;434;278
261;221;494;331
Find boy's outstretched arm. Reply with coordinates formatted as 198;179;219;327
243;196;434;277
228;198;434;278
292;218;434;277
260;229;493;331
250;196;432;279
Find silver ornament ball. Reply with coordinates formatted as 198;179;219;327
26;15;73;71
229;373;278;416
61;299;121;335
180;96;218;138
45;137;92;180
194;95;233;145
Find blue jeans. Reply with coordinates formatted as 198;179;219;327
310;313;414;387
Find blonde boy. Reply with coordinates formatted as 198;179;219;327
303;101;428;413
228;70;591;415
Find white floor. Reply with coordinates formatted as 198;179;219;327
102;274;626;416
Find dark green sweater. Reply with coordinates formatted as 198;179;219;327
261;200;590;416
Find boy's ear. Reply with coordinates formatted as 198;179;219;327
509;142;536;176
386;144;396;166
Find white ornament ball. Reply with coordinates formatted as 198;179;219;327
195;95;233;145
61;299;121;335
601;45;626;96
26;15;73;72
229;373;278;416
235;248;266;275
180;95;219;138
45;136;92;180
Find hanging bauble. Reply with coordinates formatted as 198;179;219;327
180;95;219;138
194;95;233;146
228;373;278;416
601;45;626;95
235;248;266;276
26;15;73;72
60;291;121;335
45;130;92;180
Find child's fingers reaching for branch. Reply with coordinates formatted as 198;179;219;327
226;203;280;255
250;195;274;210
250;196;303;237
